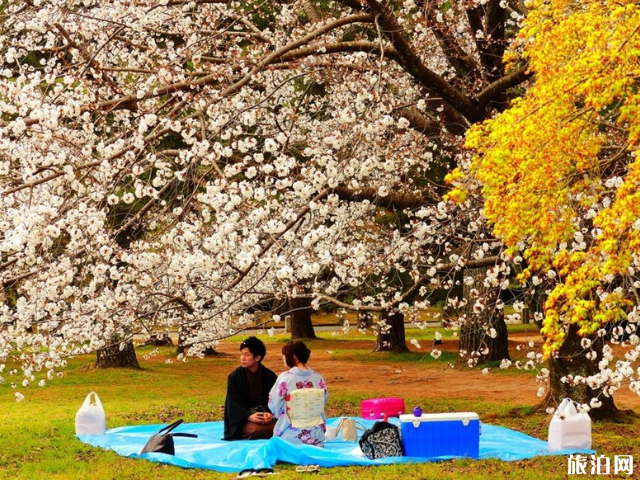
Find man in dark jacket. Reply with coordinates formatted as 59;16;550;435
223;336;278;440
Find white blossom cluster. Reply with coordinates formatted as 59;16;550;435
0;0;636;412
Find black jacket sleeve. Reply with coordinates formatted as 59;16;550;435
223;367;251;440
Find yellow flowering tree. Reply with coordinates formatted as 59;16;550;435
465;0;640;418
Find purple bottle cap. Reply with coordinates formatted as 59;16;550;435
413;406;422;417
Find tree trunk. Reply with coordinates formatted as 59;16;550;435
527;287;547;329
374;311;409;352
96;339;141;369
458;268;510;365
177;326;188;355
177;324;219;356
459;312;510;364
290;297;316;340
539;323;627;421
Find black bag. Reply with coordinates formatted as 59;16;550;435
359;421;404;459
140;419;198;455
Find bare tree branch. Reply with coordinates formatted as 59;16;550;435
476;66;532;108
302;0;323;23
364;0;482;121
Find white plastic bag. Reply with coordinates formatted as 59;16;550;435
548;398;591;451
75;391;106;435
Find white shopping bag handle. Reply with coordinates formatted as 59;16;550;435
556;398;578;418
83;391;102;408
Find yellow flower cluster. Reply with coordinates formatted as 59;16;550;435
467;0;640;357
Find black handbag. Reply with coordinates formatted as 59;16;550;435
359;421;404;459
139;419;198;455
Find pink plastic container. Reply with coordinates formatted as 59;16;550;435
361;397;406;420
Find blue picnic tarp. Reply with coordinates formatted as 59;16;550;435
77;417;594;473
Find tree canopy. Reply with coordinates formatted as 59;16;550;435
0;0;532;392
466;0;640;383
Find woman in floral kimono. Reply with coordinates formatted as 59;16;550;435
268;341;328;446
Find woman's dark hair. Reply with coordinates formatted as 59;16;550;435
240;336;267;361
282;341;311;368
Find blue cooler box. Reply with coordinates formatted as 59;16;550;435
399;412;480;458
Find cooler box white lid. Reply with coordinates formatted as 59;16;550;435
400;412;479;423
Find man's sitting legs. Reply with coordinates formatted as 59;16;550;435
241;419;275;440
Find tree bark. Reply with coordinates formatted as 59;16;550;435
96;338;141;369
302;0;322;23
290;296;317;340
539;323;628;421
459;313;510;363
374;310;409;352
458;267;510;364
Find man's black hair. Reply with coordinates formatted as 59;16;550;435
240;336;267;361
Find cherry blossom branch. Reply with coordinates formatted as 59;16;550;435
331;186;438;210
394;105;441;137
422;5;482;85
148;292;195;315
466;2;506;83
224;188;332;292
333;0;368;12
0;258;18;275
279;41;399;62
312;255;505;312
485;0;508;73
3;161;101;195
397;256;505;306
302;0;323;23
54;23;123;95
114;177;179;237
19;13;374;123
141;0;231;11
364;0;481;121
216;13;374;99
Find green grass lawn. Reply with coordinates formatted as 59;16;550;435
0;329;637;480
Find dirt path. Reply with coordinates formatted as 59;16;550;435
217;332;640;412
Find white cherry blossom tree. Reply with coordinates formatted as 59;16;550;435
3;0;601;410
